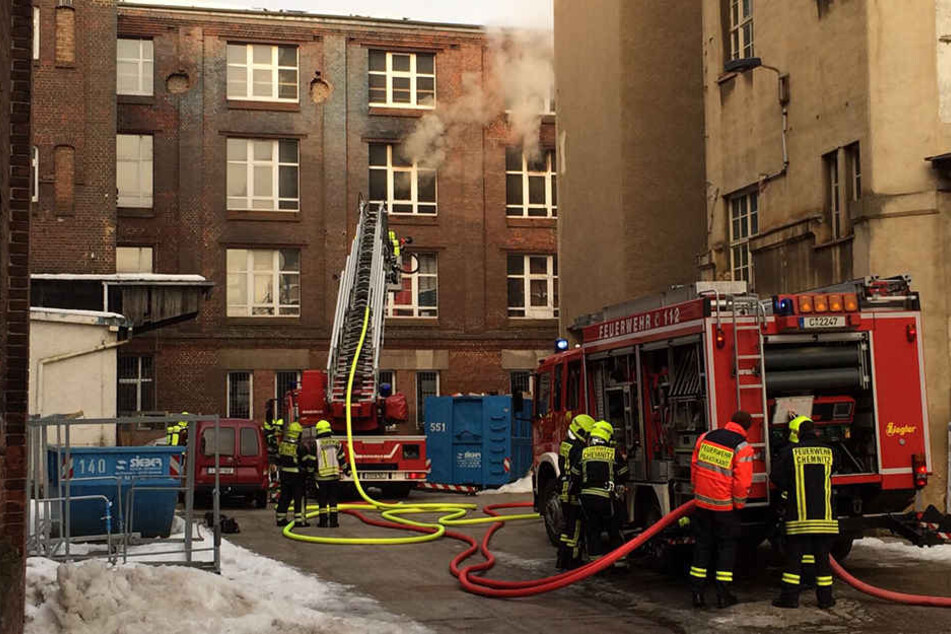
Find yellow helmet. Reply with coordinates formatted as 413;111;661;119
590;425;612;443
569;414;596;439
315;420;333;434
594;420;614;438
788;415;811;443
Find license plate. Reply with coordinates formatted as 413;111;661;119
800;316;846;329
358;472;387;480
207;467;234;475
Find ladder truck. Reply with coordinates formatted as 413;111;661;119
281;201;428;498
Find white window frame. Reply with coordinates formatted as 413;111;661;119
116;246;154;273
378;370;396;393
226;248;301;318
33;7;40;60
729;0;754;61
848;142;861;202
226;138;300;212
728;190;758;285
368;50;435;109
510;370;533;396
386;252;438;318
369;144;437;215
507;254;559;319
117;38;154;96
31;146;38;203
227;371;253;419
118;356;154;414
227;43;299;103
825;150;843;239
116;134;153;208
415;370;440;427
506;149;557;218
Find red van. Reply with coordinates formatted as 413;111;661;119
194;419;269;507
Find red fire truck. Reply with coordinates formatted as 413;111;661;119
533;276;939;559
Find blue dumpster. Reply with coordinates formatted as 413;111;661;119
47;445;185;538
424;395;532;488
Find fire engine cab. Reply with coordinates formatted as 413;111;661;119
533;276;934;558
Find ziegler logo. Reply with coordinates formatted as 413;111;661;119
129;457;163;470
885;422;917;437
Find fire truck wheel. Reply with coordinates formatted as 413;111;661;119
539;478;563;547
382;484;414;499
642;504;674;572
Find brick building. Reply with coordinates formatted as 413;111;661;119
1;1;33;631
30;2;558;432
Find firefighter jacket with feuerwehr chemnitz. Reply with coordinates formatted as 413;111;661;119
575;439;629;498
691;421;754;511
278;421;304;472
770;431;839;535
315;434;348;481
558;434;585;502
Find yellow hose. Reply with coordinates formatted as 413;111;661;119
283;304;539;545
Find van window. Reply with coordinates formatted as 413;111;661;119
567;361;582;410
240;427;260;456
202;427;235;456
536;372;551;416
553;365;563;411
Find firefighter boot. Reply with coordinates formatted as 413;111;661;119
692;591;706;609
276;516;289;528
816;583;836;609
329;511;339;528
715;582;738;609
318;510;329;528
295;514;310;528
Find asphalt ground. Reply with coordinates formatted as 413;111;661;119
224;491;951;634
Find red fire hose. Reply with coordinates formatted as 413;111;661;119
830;556;951;607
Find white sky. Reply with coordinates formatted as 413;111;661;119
124;0;553;29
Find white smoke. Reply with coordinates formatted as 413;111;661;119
402;29;554;170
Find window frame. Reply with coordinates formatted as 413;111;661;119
728;0;754;61
506;149;557;218
227;371;253;419
226;138;300;212
116;38;154;97
507;254;559;319
378;370;396;394
117;355;155;415
33;7;40;60
226;248;301;318
368;50;436;109
824;150;843;240
116;246;154;274
116;134;154;208
368;143;437;215
239;426;260;457
226;43;299;103
31;146;38;203
728;190;758;286
510;370;532;396
386;252;438;318
202;427;237;457
847;142;861;203
415;370;440;428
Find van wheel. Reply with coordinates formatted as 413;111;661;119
253;491;269;509
540;478;562;547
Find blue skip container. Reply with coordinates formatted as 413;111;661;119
424;395;532;488
47;445;185;538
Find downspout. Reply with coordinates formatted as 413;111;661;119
35;339;129;416
759;65;790;184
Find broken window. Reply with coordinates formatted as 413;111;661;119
387;252;438;318
368;143;437;215
506;148;557;218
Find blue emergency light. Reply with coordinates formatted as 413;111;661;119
555;338;569;352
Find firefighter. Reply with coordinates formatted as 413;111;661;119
783;414;816;588
556;413;595;570
314;420;349;528
689;410;754;609
275;419;307;527
165;412;190;446
771;418;838;609
577;420;627;559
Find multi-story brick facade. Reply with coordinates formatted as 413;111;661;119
1;1;33;631
32;2;557;431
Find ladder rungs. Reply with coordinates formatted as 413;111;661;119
737;354;763;360
739;384;764;390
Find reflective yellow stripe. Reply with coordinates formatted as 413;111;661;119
801;554;816;564
690;567;707;579
817;576;834;587
795;458;807;522
695;493;733;508
716;571;733;581
581;488;611;498
782;573;801;585
825;459;833;521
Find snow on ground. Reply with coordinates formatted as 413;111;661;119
477;473;533;495
854;537;951;563
26;529;431;634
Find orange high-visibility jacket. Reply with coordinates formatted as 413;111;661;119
691;421;754;511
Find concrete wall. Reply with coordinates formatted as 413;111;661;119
29;315;121;446
554;0;706;335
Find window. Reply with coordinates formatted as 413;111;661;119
379;370;396;394
368;50;435;108
275;370;301;420
227;371;252;418
847;142;861;202
415;370;440;427
553;364;563;412
117;356;154;414
202;427;236;457
117;38;154;96
728;190;758;284
31;146;38;203
117;134;153;208
505;85;556;115
536;371;551;417
824;150;842;239
506;148;557;218
55;6;74;65
54;145;74;213
33;7;39;60
116;246;154;273
227;138;299;211
240;427;260;457
507;254;559;319
226;43;298;102
387;252;438;318
728;0;754;61
510;370;532;395
368;143;437;215
226;248;301;317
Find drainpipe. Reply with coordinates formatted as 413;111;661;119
758;64;790;184
35;339;129;416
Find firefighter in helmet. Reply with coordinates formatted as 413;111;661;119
771;417;838;609
780;413;818;588
275;419;308;527
689;410;754;609
577;420;628;559
165;412;190;446
314;420;349;528
556;413;595;569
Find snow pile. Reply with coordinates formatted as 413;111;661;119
477;473;533;496
26;539;430;634
855;537;951;562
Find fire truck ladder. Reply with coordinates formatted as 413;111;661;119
327;201;401;404
729;295;771;506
